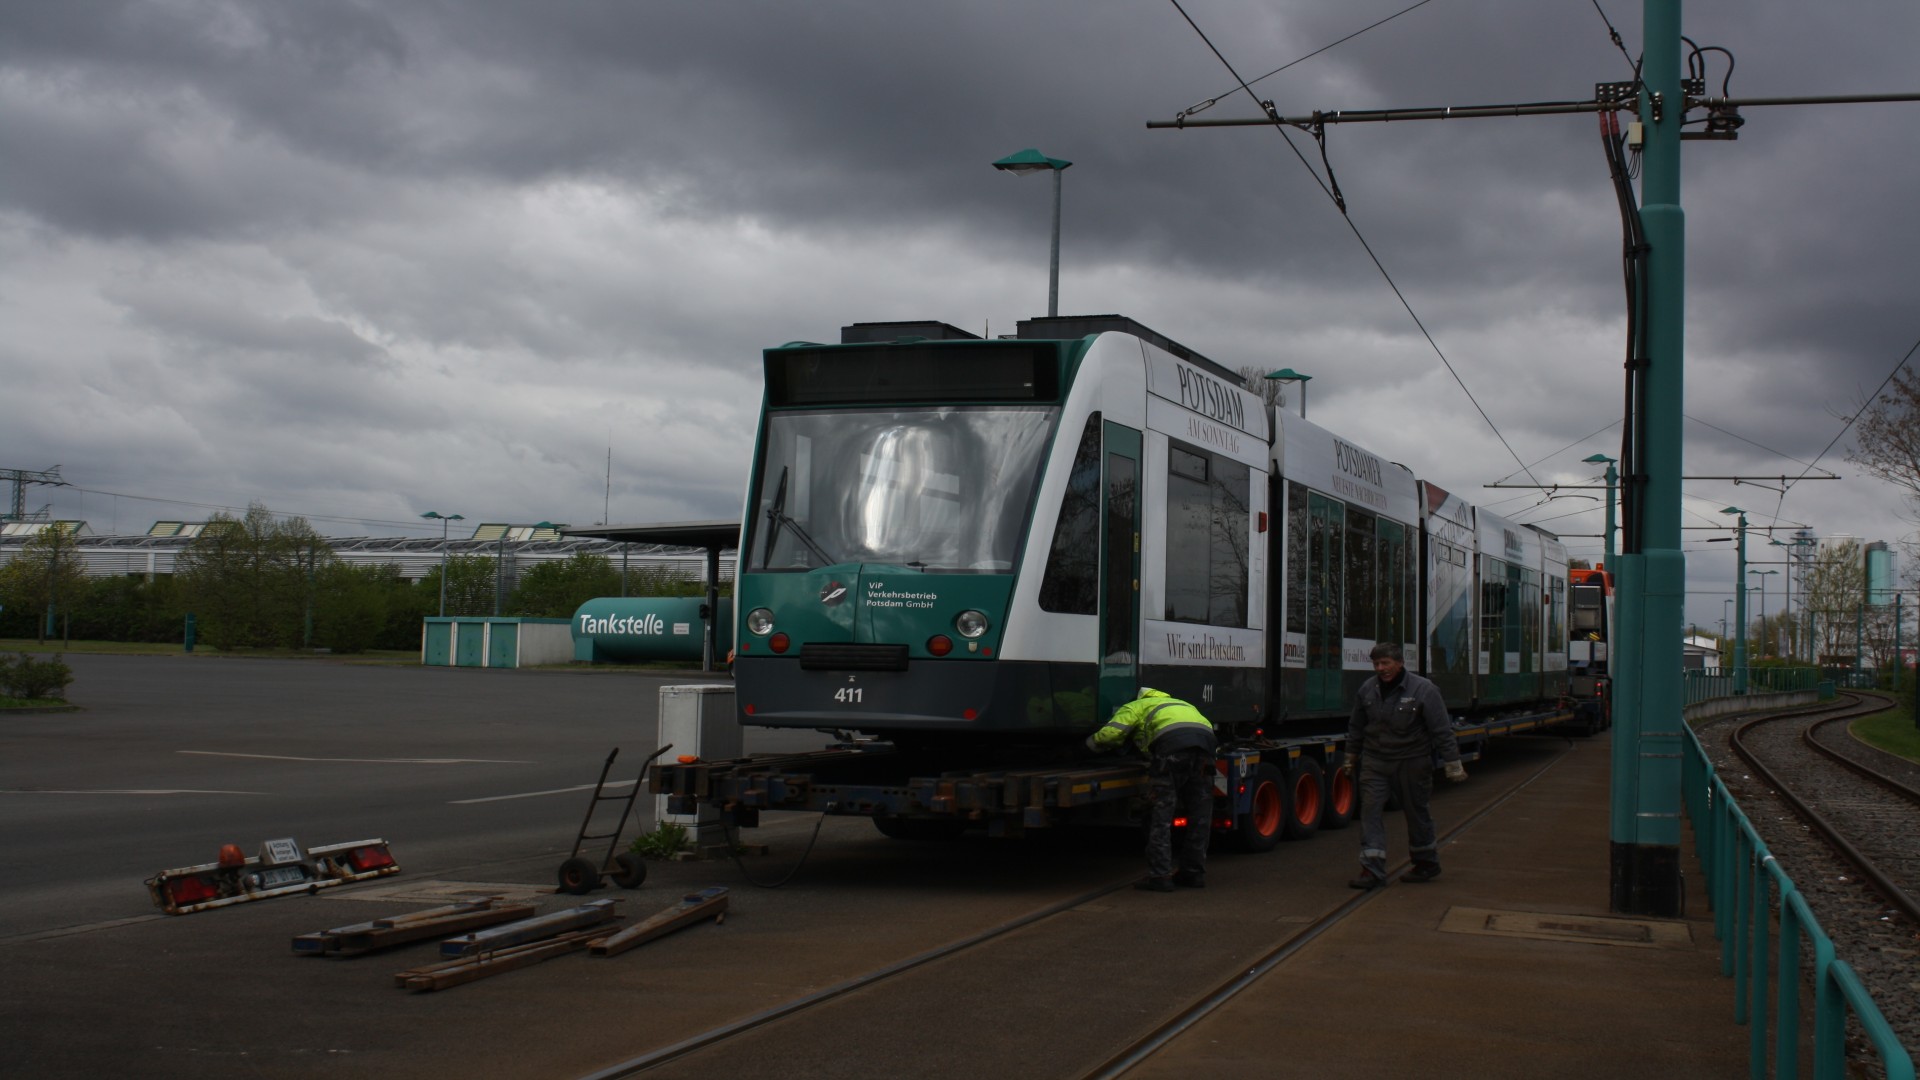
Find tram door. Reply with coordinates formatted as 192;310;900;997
1097;423;1141;718
1306;492;1346;712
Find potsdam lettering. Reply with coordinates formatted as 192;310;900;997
1174;364;1249;434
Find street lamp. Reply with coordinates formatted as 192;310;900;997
1582;453;1619;563
1720;507;1749;693
1749;569;1778;656
992;148;1072;318
1265;368;1314;419
421;510;465;617
1772;535;1816;663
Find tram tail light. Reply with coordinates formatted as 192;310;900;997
769;633;790;654
927;635;953;657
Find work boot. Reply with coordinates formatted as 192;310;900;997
1173;870;1206;889
1347;872;1385;891
1134;876;1176;892
1400;862;1442;883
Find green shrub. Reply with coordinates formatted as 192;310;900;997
628;821;689;860
0;652;74;701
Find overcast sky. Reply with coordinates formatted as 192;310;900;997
3;0;1916;633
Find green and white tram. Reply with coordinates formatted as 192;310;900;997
732;315;1567;748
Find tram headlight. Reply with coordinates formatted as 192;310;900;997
954;610;989;639
746;608;775;636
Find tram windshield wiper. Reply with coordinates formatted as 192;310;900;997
762;466;834;567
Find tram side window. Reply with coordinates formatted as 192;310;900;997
1164;441;1250;627
1520;567;1540;670
1344;506;1377;640
1286;481;1308;636
1376;519;1409;648
1548;575;1566;653
1481;557;1508;664
1570;584;1603;635
1038;414;1102;615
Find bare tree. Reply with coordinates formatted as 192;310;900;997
1238;365;1287;410
1849;366;1920;523
1799;538;1866;665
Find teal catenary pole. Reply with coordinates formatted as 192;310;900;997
1609;0;1686;917
1723;509;1748;693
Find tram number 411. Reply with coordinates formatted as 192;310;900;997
834;687;864;704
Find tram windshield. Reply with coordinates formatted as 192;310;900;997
749;406;1056;572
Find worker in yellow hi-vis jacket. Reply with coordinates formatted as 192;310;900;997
1087;688;1217;892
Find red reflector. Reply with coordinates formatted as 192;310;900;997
1258;511;1268;533
1172;817;1189;828
769;633;790;653
744;703;756;715
1237;785;1246;794
349;845;395;871
927;635;953;657
738;641;749;653
962;708;978;720
981;646;993;656
167;875;220;904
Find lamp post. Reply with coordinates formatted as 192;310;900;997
1721;507;1748;693
1749;569;1777;657
1774;535;1815;662
992;149;1072;318
421;511;465;617
1583;453;1619;564
1265;368;1313;419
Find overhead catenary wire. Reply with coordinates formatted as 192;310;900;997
1177;0;1440;120
1164;0;1550;498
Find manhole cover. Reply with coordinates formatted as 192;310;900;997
1439;906;1692;949
332;880;549;905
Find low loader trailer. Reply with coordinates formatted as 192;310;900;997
651;705;1577;851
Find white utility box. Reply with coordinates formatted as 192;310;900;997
655;684;740;852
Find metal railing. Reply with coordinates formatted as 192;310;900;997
1683;723;1915;1079
1684;667;1830;706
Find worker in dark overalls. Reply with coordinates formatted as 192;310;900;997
1087;687;1217;891
1344;642;1467;889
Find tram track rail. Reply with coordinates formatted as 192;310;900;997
1084;741;1576;1079
1727;692;1920;927
1703;690;1920;1063
577;739;1579;1080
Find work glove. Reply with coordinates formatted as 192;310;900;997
1084;734;1101;753
1339;755;1357;776
1444;760;1467;783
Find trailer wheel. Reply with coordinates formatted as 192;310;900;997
557;857;602;895
610;852;648;889
1234;763;1285;853
1320;761;1356;830
1282;758;1324;841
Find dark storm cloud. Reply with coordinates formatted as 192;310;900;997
1;0;1915;626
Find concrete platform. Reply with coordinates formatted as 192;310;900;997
1130;734;1751;1080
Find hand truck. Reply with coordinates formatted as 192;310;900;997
556;744;673;895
